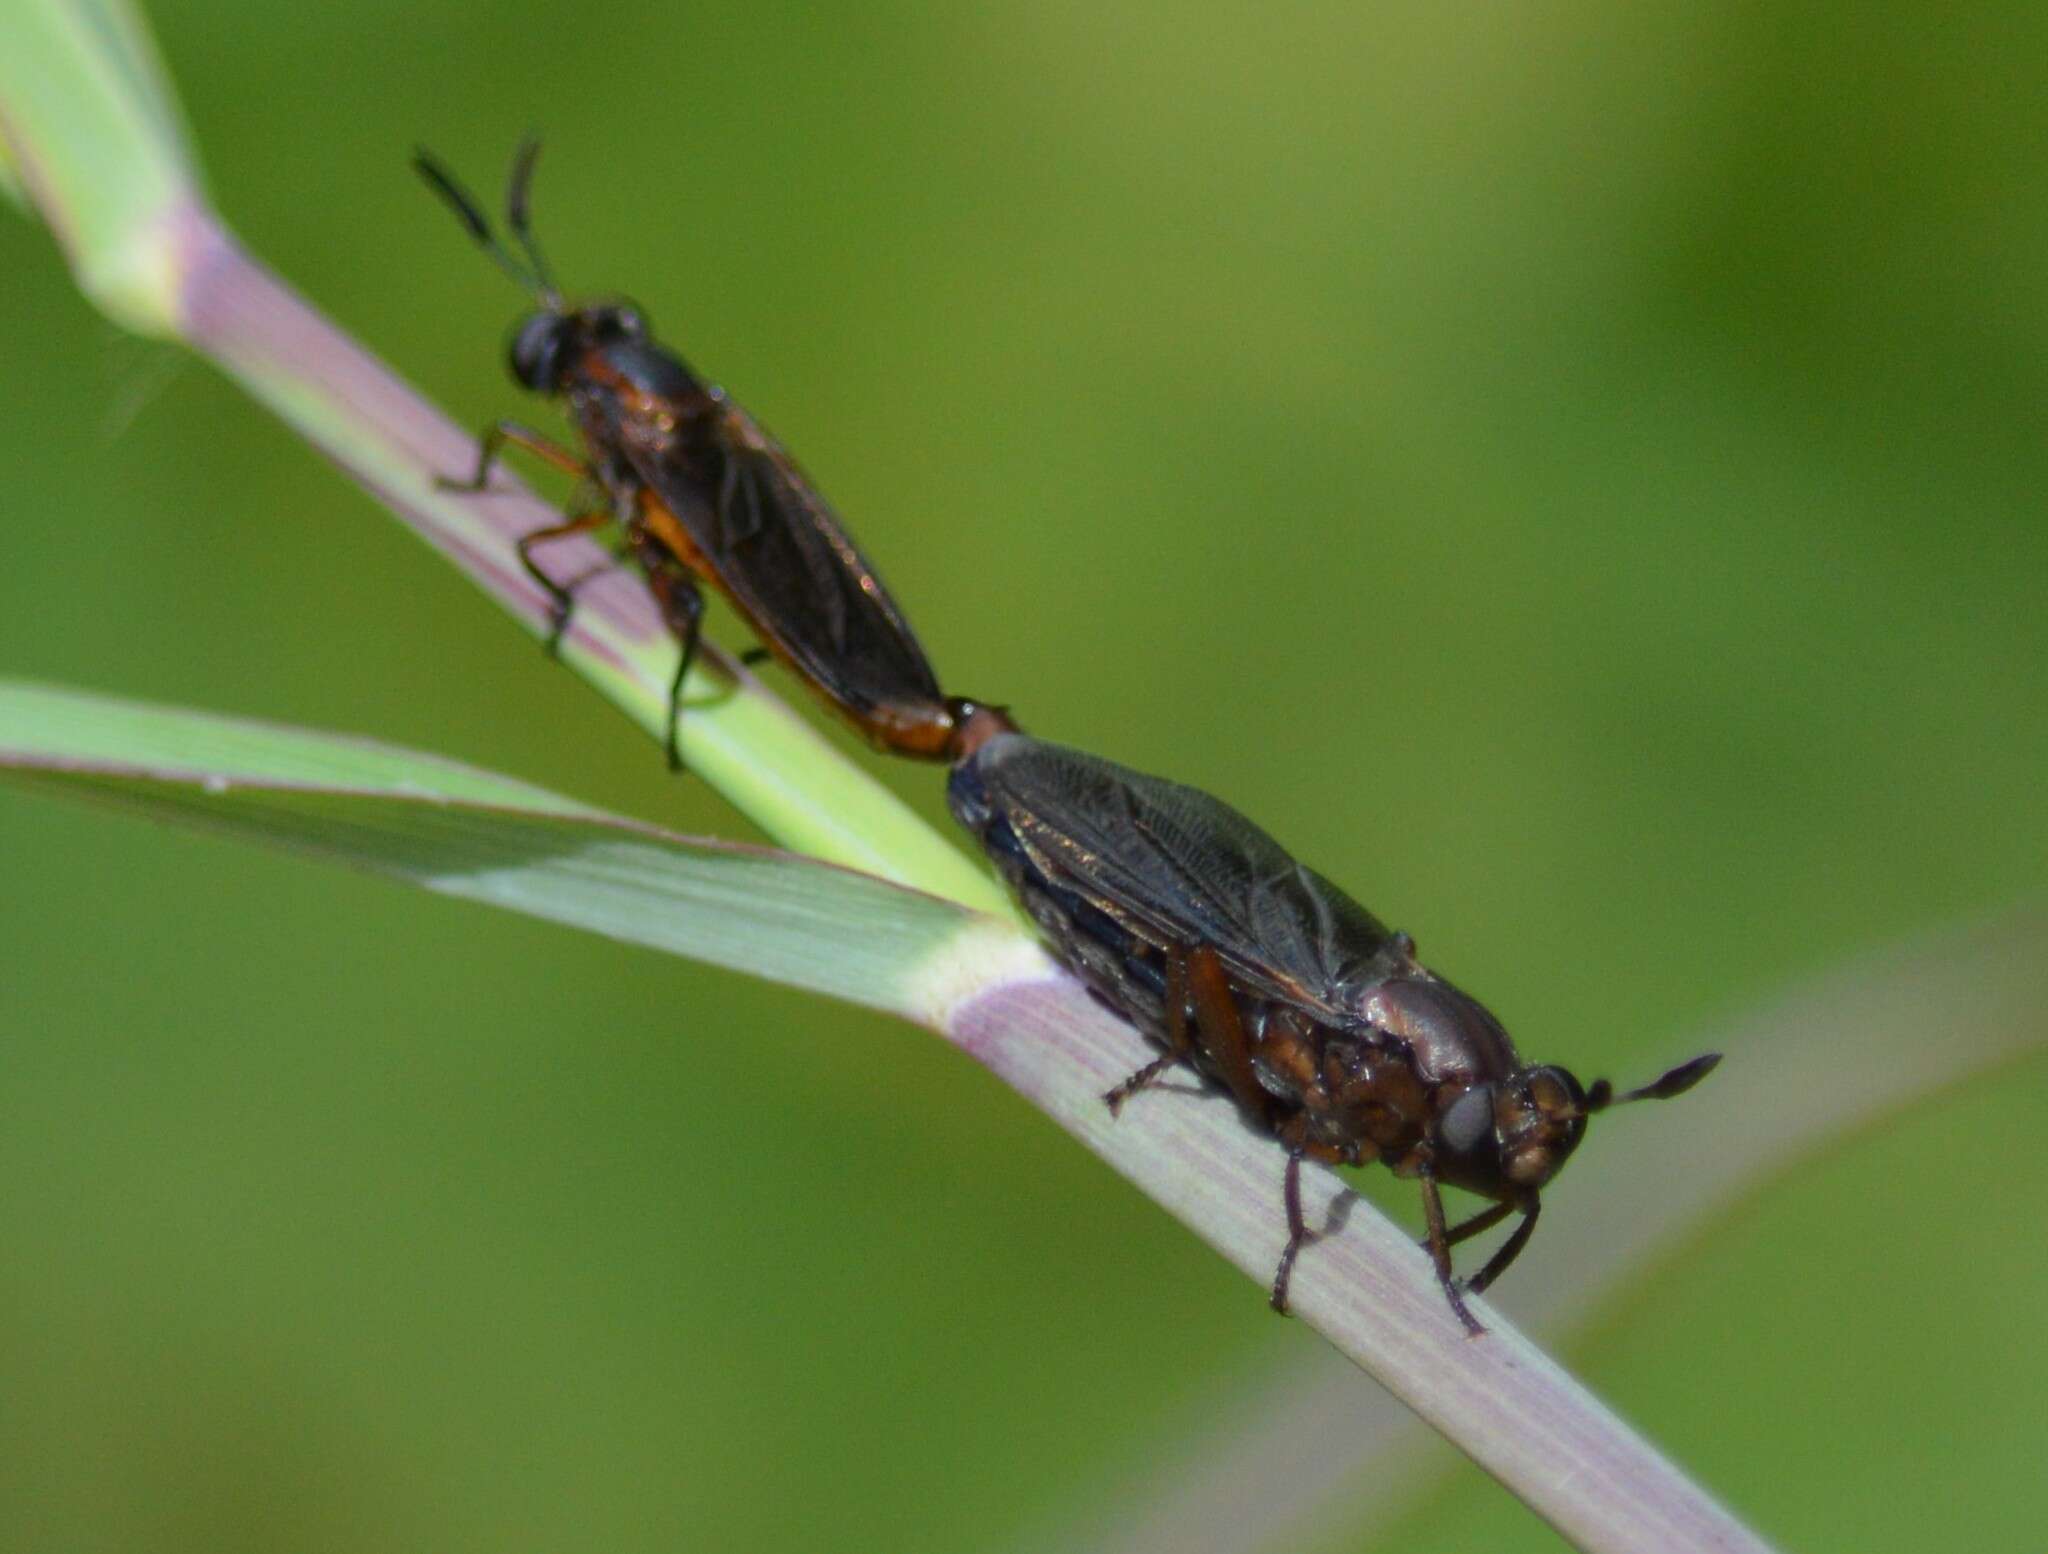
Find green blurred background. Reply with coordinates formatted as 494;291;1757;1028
4;2;2046;1550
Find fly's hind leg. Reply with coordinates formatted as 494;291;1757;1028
640;556;707;772
1462;1194;1540;1298
1103;942;1266;1120
1104;943;1201;1115
1436;1199;1516;1250
1182;944;1270;1124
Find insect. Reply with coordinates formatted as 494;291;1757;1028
415;140;1010;769
949;733;1719;1331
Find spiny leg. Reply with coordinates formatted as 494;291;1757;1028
1419;1164;1484;1335
515;508;610;655
1462;1194;1540;1297
440;419;586;491
1104;942;1198;1115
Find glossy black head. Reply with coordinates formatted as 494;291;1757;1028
509;310;572;394
507;303;651;396
1430;1051;1722;1204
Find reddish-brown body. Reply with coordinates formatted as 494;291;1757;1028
950;733;1718;1329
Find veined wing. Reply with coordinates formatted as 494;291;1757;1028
973;736;1406;1015
630;395;944;720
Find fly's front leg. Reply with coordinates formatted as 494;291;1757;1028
440;419;587;492
1436;1199;1516;1250
1103;942;1264;1119
1419;1162;1485;1336
1462;1194;1540;1298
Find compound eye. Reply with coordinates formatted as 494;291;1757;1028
1439;1085;1494;1157
509;312;568;393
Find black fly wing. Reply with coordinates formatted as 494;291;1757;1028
970;736;1408;1015
630;396;945;721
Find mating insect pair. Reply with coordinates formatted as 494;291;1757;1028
424;145;1718;1331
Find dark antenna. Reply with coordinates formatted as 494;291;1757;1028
505;136;563;310
1583;1051;1721;1114
413;145;547;301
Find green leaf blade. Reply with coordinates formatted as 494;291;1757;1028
0;680;996;1018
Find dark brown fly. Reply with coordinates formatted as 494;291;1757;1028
415;140;1011;768
949;733;1719;1332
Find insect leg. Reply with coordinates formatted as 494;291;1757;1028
1437;1198;1517;1250
1103;943;1198;1115
1269;1144;1311;1314
640;558;707;772
1183;945;1272;1124
1419;1164;1485;1335
515;508;610;655
738;647;774;668
1462;1194;1540;1298
1267;1128;1358;1313
440;419;587;491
